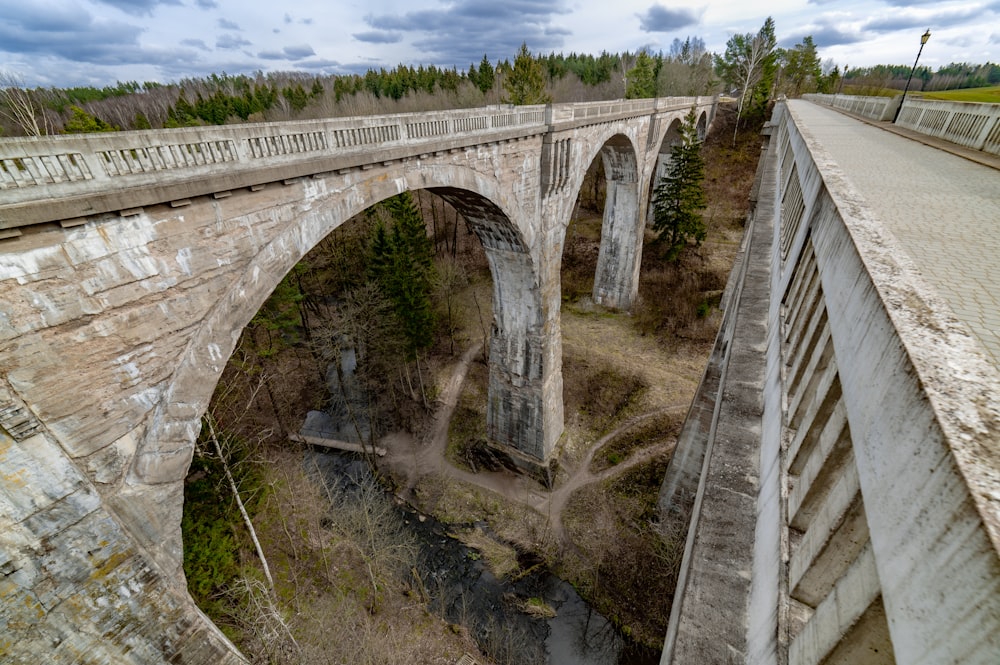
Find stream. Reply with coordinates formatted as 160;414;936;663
307;450;661;665
302;349;661;664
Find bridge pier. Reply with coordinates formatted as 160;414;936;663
594;138;643;310
433;187;563;464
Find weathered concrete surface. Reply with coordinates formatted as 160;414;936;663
0;98;716;663
659;118;775;664
662;99;1000;665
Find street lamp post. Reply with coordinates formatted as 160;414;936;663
893;29;931;123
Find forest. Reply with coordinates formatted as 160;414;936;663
3;24;996;138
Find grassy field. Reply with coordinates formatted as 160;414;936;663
916;85;1000;103
839;84;1000;103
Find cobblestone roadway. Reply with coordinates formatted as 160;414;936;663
789;100;1000;366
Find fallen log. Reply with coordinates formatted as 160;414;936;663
289;433;387;457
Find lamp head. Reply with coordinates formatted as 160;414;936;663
921;29;931;45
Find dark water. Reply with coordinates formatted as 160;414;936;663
308;451;661;665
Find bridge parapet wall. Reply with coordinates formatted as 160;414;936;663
803;93;896;122
662;100;1000;664
0;104;546;233
0;97;716;237
759;101;1000;664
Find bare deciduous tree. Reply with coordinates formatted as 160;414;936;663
0;71;47;136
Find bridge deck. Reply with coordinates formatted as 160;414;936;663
788;100;1000;366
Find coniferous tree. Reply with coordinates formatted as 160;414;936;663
62;105;116;133
368;192;436;359
477;54;495;94
503;42;551;105
626;51;658;99
652;108;707;261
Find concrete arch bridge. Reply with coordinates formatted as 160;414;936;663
0;96;716;662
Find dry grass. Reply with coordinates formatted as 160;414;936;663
590;411;680;473
560;454;680;648
227;451;491;665
452;528;520;580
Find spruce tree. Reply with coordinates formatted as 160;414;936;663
652;108;707;261
477;54;495;94
503;43;551;105
367;192;436;359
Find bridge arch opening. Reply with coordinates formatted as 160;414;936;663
562;133;643;311
172;178;556;652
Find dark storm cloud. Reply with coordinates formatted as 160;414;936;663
636;4;701;33
217;18;241;30
353;30;404;44
363;0;571;66
93;0;181;16
216;34;252;49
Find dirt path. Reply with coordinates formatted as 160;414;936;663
381;343;684;549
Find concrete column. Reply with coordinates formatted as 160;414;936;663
593;141;642;310
433;188;562;465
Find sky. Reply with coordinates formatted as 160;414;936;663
1;0;999;88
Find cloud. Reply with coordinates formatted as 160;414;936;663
181;38;210;51
353;30;404;44
217;18;241;30
992;33;1000;45
879;0;951;5
195;0;217;8
0;4;152;64
864;3;984;33
216;34;251;49
92;0;181;16
782;22;866;49
282;44;316;59
294;58;344;70
256;45;317;61
362;0;571;66
636;4;701;33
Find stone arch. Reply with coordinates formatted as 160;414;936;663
119;161;558;574
577;133;643;311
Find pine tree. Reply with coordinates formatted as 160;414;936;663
62;106;116;133
652;108;707;261
503;42;551;105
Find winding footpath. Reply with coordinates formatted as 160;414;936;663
380;343;684;548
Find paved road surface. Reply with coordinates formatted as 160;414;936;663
788;100;1000;366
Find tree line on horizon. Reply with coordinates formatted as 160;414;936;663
2;29;998;137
